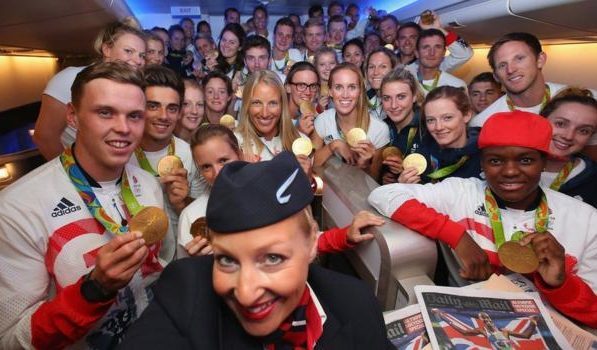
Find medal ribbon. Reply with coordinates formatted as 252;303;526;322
549;160;574;191
134;139;176;176
60;147;143;234
426;156;469;180
484;187;549;248
406;127;417;152
507;85;551;111
417;70;441;92
272;51;289;72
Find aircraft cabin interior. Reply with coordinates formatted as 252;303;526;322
1;0;597;347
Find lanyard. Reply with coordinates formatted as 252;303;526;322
60;147;143;234
507;85;551;111
549;160;575;191
417;70;441;92
426;156;469;180
134;139;176;176
272;51;289;72
484;187;549;248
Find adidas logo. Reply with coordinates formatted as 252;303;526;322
51;197;82;217
474;204;488;217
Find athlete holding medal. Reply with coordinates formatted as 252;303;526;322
369;110;597;327
0;62;171;348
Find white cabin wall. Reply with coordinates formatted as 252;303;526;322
452;43;597;90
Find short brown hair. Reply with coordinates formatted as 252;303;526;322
422;86;471;119
71;61;145;108
190;124;241;156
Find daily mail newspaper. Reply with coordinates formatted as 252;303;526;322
384;304;429;350
415;285;571;350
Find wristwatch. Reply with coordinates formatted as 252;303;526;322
80;271;117;303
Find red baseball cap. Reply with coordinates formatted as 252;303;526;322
478;111;552;154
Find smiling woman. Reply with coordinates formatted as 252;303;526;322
119;152;393;349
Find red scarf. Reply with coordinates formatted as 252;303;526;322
263;286;323;350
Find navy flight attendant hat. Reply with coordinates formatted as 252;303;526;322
206;151;314;233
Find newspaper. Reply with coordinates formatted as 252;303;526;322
415;285;571;349
384;304;429;350
483;274;597;350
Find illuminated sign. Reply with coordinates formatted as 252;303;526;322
170;6;201;17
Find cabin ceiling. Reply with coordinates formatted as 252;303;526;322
0;0;596;56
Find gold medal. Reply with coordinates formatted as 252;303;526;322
498;241;539;274
129;206;169;246
292;137;313;156
190;216;209;240
382;146;403;160
235;85;244;99
346;128;367;147
384;44;394;51
157;155;183;177
219;114;236;129
402;153;427;175
320;84;329;97
421;10;434;25
299;101;315;115
287;59;296;68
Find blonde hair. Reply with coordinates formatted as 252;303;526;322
93;17;145;58
236;70;300;160
380;67;424;107
329;63;371;132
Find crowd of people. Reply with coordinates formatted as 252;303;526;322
1;2;596;348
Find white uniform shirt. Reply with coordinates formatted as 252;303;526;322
314;108;390;149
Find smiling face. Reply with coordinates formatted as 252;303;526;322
547;102;597;158
211;210;317;337
146;39;165;66
424;98;471;148
330;68;360;116
181;19;194;40
492;41;546;96
470;81;501;114
254;8;268;31
170;30;185;51
205;78;231;114
249;82;282;140
195;37;215;57
343;44;364;67
102;33;146;69
305;25;325;53
416;35;445;70
327;21;347;46
482;146;545;210
220;31;241;59
180;85;205;132
367;52;392;90
398;27;418;57
193;136;240;186
316;52;337;82
381;81;415;126
379;18;397;45
69;78;145;181
143;86;181;148
274;24;294;53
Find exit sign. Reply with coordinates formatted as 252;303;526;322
171;6;201;17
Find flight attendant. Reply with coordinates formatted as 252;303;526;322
120;152;394;349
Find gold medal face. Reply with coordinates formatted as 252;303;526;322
498;241;539;274
346;128;367;147
157;155;183;177
299;101;315;115
402;153;427;174
129;206;169;246
190;216;209;239
382;146;403;160
292;137;313;156
219;114;236;129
